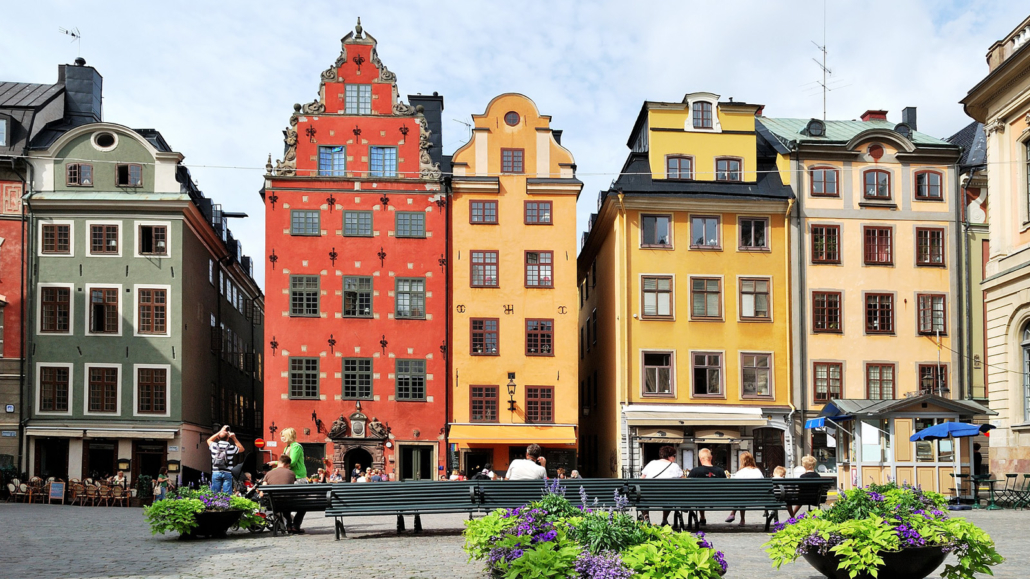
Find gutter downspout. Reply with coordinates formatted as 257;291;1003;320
960;174;972;401
17;161;33;476
615;192;631;477
793;146;809;462
443;180;452;479
784;195;797;457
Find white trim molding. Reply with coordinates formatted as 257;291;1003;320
84;283;124;337
133;220;173;259
133;284;172;338
34;362;74;416
84;220;123;258
36;282;74;336
36;219;75;258
82;363;123;417
132;363;172;418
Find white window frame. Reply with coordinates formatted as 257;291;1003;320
132;363;172;418
84;283;124;337
83;363;122;417
84;220;122;257
36;282;74;336
133;220;172;258
133;284;172;338
37;219;75;257
34;362;73;416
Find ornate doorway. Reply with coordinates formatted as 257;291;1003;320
343;447;373;480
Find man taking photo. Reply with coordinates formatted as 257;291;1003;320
207;425;244;493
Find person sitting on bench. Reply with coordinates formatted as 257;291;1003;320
787;455;821;517
505;444;547;480
687;448;726;526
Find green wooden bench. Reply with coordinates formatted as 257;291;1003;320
260;483;334;536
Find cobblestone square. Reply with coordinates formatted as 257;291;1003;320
0;504;1023;579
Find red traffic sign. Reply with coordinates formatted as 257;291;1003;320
254;438;266;449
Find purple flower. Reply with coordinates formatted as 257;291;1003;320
575;550;632;579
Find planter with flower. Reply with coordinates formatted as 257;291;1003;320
764;483;1003;579
144;486;262;539
464;479;727;578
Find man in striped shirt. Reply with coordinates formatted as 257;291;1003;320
207;425;243;493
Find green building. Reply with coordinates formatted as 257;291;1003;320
23;87;263;484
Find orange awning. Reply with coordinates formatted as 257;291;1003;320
449;424;577;446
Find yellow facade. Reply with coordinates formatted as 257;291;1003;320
449;94;581;476
580;94;794;477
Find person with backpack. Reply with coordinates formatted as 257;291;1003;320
207;425;244;494
640;445;684;526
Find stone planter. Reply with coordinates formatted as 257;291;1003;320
802;546;948;579
180;510;244;539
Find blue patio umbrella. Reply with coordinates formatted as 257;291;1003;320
909;421;995;441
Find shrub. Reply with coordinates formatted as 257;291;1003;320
143;485;259;535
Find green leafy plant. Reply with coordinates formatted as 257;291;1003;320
570;510;649;555
143;497;204;535
623;525;726;579
230;496;262;530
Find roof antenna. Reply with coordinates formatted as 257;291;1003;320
59;27;82;57
811;0;831;120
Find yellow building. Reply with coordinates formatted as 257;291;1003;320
447;94;581;477
759;111;990;493
579;93;794;478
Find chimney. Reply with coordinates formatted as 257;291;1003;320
58;58;103;126
901;107;917;131
408;92;445;168
860;109;888;122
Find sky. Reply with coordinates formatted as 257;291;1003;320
2;0;1027;291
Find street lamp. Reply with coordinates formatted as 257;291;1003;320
506;372;517;412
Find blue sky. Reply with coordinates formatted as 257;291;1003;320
2;0;1027;290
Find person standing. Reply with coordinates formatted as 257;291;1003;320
351;462;363;482
279;427;307;533
207;425;244;494
505;444;548;480
155;467;169;501
640;445;685;526
724;452;763;525
687;448;726;527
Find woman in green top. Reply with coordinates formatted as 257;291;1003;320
156;467;169;500
280;427;307;479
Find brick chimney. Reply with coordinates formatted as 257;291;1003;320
860;110;888;122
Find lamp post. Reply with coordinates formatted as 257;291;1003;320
506;372;517;412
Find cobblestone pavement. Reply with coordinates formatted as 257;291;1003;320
0;503;1024;579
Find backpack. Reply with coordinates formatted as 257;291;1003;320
212;444;229;470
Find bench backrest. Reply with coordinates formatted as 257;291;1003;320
262;483;334;512
772;478;834;506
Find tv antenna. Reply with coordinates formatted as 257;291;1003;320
811;0;830;120
451;118;472;142
59;27;82;56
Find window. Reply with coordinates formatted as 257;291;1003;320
504;111;520;126
591;309;597;345
470;200;498;224
525;251;553;288
741;353;771;397
812;291;842;333
692;101;713;129
692;353;723;396
642;276;673;318
526;319;554;356
137;288;167;334
1024;325;1030;422
641;215;671;247
318;146;346;177
116;164;142;187
0;118;5;146
690;216;720;248
470;251;499;287
291;210;320;236
917;294;946;335
41;287;70;333
915;171;943;200
471;318;499;355
1026;142;1030;219
344;84;372;114
501;148;524;173
89;288;118;334
810;167;839;196
395;211;425;237
865;293;894;333
67;163;93;187
369;146;397;177
811;225;840;263
715;158;742;181
342;276;372;318
814;362;842;402
89;367;118;413
866;364;895;400
739;218;768;249
525;201;552;224
471;386;498;422
343;211;373;237
919;364;948;395
137;367;167;413
863;227;892;265
395;359;426;400
916;228;945;266
39;366;69;412
863;170;891;199
395;278;425;319
288;358;319;399
579;327;584;359
139;225;167;256
342;358;372;399
42;224;70;254
209;260;214;285
526;387;554;423
739;278;770;319
289;275;319;317
89;224;118;255
690;277;721;319
666;156;693;179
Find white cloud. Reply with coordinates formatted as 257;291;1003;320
2;0;1025;289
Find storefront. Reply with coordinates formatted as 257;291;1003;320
24;426;177;484
808;395;993;495
448;424;578;478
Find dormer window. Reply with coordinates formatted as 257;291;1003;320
895;123;912;139
345;84;372;115
0;118;7;147
67;163;94;187
692;102;713;129
806;119;825;137
715;157;742;182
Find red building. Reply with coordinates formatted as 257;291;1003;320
262;20;447;480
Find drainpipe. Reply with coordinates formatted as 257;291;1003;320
959;174;972;401
443;181;452;479
793;146;809;462
17;161;33;476
784;195;797;462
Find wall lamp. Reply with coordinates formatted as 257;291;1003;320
506;372;517;412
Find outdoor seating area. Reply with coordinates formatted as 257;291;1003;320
951;473;1030;510
5;476;144;506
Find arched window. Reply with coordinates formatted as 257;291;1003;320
1023;324;1030;421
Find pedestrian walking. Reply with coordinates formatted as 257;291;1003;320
207;425;243;494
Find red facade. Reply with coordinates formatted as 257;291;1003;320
0;181;24;359
262;22;447;480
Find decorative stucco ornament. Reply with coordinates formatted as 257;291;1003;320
416;106;442;180
328;415;348;439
